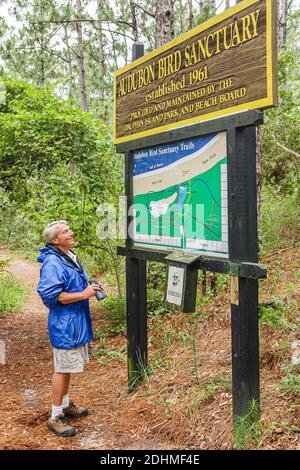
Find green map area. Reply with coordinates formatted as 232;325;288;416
132;132;229;257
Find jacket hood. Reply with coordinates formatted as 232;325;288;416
37;246;57;264
37;244;84;272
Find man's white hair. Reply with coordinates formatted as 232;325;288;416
43;220;69;243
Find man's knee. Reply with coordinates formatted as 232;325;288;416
52;372;71;381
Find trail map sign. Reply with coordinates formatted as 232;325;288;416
132;132;228;258
114;0;277;144
115;0;278;425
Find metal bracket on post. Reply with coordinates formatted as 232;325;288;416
229;263;240;277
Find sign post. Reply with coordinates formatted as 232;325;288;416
125;43;148;391
227;123;260;419
115;0;277;426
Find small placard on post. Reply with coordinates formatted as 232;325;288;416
166;266;185;306
165;252;202;313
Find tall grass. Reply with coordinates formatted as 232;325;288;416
0;272;27;314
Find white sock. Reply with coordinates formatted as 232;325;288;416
51;404;63;420
62;394;70;409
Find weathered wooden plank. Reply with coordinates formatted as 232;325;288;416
116;110;263;154
117;246;267;279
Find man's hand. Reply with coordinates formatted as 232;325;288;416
81;284;101;300
58;285;102;304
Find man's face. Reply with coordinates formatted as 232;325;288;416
53;224;75;250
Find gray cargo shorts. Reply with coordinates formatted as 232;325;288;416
53;344;89;373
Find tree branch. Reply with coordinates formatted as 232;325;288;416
93;26;135;41
129;1;155;18
272;137;300;158
32;19;134;28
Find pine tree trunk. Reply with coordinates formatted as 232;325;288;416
188;0;194;29
278;0;288;49
63;24;74;100
107;22;119;68
199;0;204;15
179;0;184;34
155;0;175;48
97;0;106;103
225;0;230;9
75;0;88;112
37;3;46;86
38;56;46;86
130;1;139;41
210;0;216;15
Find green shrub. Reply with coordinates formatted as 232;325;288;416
102;294;126;334
259;185;300;256
0;272;27;314
233;400;261;450
279;366;300;397
147;262;172;316
0;257;9;273
147;261;167;289
259;303;289;331
148;288;171;316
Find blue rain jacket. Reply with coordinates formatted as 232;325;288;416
37;246;93;349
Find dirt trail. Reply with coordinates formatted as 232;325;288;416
0;249;173;450
2;247;299;450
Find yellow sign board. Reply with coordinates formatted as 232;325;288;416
114;0;277;145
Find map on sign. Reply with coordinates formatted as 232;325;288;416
132;132;228;258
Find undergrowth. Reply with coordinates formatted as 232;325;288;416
0;270;27;315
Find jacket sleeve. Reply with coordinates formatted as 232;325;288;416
37;257;66;308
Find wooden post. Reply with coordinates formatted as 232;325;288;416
227;125;260;421
126;256;147;390
126;42;148;390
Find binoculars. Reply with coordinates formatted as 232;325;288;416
89;279;107;301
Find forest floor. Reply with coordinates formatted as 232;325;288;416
0;246;300;450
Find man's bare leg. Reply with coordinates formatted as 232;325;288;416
52;372;71;406
63;373;71;398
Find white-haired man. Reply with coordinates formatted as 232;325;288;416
37;220;102;437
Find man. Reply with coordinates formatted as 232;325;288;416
37;220;102;437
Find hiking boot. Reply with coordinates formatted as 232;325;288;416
63;400;89;419
47;413;76;437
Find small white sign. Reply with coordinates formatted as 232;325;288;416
0;340;6;365
166;266;185;306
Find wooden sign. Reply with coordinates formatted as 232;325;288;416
114;0;277;145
